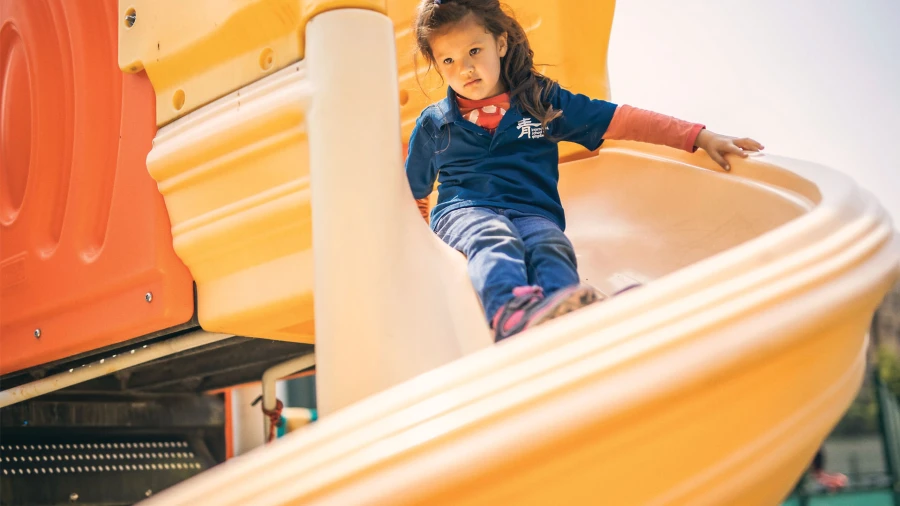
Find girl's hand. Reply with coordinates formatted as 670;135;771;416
694;129;764;171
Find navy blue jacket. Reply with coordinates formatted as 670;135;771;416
405;83;618;230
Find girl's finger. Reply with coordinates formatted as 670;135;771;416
726;142;749;158
709;150;730;171
735;137;764;151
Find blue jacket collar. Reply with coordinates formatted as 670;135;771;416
433;87;464;126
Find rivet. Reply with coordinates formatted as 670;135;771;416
145;292;153;303
34;329;41;338
70;492;79;502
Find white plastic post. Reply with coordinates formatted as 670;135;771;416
306;9;491;415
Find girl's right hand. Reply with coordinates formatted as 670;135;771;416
416;198;431;224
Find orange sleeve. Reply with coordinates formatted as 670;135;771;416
416;197;431;224
603;105;705;153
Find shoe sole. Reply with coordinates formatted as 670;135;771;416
527;285;604;329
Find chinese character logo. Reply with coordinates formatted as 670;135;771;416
516;118;544;139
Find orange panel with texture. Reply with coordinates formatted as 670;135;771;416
0;0;194;375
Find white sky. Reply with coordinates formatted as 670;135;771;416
608;0;900;223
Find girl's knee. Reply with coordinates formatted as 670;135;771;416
531;235;577;262
534;229;574;249
466;232;525;259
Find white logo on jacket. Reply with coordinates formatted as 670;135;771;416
516;118;544;139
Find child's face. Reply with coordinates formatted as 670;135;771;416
429;14;508;100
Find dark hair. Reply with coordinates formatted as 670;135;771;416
414;0;562;129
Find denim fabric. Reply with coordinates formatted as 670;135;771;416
433;206;579;321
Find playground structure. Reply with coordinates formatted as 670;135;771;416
2;0;899;504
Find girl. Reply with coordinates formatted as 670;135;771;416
406;0;764;342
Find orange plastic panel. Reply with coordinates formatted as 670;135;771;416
0;0;194;375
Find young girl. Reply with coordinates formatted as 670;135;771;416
407;0;764;342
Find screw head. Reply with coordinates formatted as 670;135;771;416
34;329;41;338
69;492;79;502
124;8;136;28
145;489;153;497
145;292;153;303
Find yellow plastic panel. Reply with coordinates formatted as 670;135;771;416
118;0;386;125
147;62;315;342
390;0;615;160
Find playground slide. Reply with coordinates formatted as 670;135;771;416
141;137;899;505
26;0;891;504
3;1;897;503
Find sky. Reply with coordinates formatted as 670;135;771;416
607;0;900;223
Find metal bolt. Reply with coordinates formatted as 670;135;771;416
145;292;153;303
70;492;79;502
34;329;41;338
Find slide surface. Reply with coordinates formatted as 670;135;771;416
144;142;900;505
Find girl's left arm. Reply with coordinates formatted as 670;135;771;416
550;86;763;171
603;104;764;171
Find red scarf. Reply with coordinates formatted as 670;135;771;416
457;93;510;134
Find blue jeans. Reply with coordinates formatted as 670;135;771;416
433;206;580;321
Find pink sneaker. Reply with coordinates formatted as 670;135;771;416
527;284;603;328
492;284;602;342
492;286;545;342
